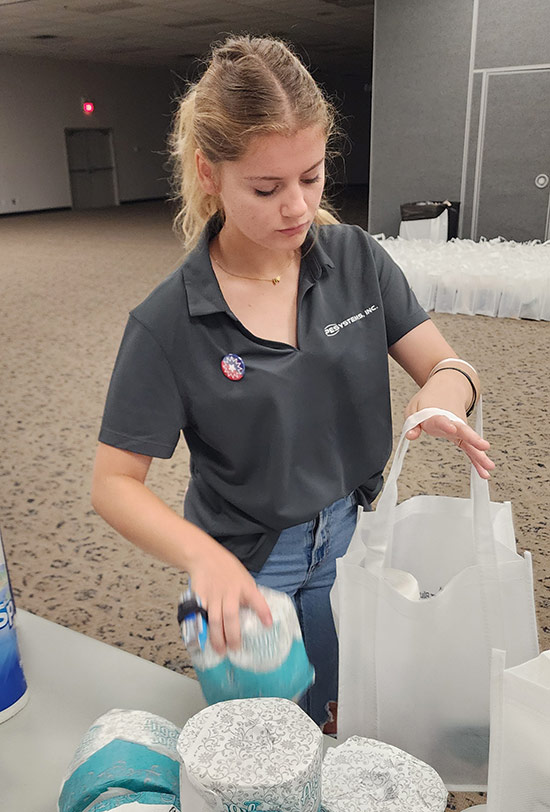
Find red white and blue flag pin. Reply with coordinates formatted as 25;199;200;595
221;353;245;381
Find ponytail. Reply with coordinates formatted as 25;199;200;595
169;88;221;251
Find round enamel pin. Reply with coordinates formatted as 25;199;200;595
221;353;245;381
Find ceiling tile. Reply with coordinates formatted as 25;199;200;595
0;0;372;71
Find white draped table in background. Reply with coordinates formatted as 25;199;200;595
375;236;550;321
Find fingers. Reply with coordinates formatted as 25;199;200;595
453;436;495;479
465;451;494;480
407;415;495;479
455;424;490;451
221;597;242;653
193;582;273;656
219;587;273;652
420;415;492;451
406;416;459;443
419;415;459;438
199;595;242;654
202;597;226;655
246;587;273;628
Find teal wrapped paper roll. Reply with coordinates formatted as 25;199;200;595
88;792;179;811
187;586;315;705
58;710;181;812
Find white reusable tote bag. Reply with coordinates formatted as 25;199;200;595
331;405;539;790
486;649;550;811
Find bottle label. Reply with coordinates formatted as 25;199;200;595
0;595;15;630
0;530;28;715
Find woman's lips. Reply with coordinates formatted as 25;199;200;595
277;222;309;236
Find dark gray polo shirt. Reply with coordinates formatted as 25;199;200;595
99;217;429;570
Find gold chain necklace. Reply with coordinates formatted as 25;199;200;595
211;249;297;286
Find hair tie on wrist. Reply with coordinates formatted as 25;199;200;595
429;357;478;377
428;366;478;416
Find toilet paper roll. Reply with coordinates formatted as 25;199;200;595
58;709;181;812
179;758;215;812
178;697;323;812
383;568;421;600
87;792;179;811
191;585;314;705
321;736;448;812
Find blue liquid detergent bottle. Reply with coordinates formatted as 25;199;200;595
0;529;29;722
178;585;314;706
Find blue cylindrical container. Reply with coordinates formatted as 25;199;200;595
0;529;29;722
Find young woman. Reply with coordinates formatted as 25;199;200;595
91;35;494;730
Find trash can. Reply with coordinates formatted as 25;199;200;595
399;200;460;241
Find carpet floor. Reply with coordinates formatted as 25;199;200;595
1;200;548;810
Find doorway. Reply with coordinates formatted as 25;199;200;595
65;128;119;209
472;69;550;242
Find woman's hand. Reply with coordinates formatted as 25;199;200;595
91;444;272;656
404;378;495;480
186;539;272;655
388;320;494;480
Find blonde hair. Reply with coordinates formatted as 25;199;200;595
169;35;340;252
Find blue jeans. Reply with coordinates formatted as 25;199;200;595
250;492;358;727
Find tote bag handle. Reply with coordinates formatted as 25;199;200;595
364;400;506;651
366;400;499;578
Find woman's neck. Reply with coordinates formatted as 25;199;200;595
214;226;299;277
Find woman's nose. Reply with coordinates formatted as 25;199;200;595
281;184;308;218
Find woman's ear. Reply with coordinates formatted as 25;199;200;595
195;149;219;196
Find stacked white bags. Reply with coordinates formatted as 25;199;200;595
375;235;550;321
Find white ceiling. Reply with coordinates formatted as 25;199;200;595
0;0;374;74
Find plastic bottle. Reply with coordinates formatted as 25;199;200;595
0;529;29;722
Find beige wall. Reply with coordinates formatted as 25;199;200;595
0;54;175;214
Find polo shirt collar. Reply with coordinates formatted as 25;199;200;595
183;216;228;317
182;216;335;317
302;226;336;279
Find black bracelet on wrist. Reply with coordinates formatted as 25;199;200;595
428;366;478;416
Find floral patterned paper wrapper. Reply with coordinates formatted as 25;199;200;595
321;736;448;812
177;697;323;812
58;709;181;812
190;586;315;706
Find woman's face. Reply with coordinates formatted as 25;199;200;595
205;126;327;253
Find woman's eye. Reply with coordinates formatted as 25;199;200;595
254;175;321;197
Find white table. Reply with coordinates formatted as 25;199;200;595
0;610;207;812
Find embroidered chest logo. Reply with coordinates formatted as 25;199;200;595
324;305;379;337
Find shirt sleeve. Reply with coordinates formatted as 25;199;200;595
98;314;186;458
366;233;429;347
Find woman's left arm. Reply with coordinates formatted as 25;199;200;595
389;319;495;479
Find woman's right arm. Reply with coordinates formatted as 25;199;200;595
91;442;272;652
